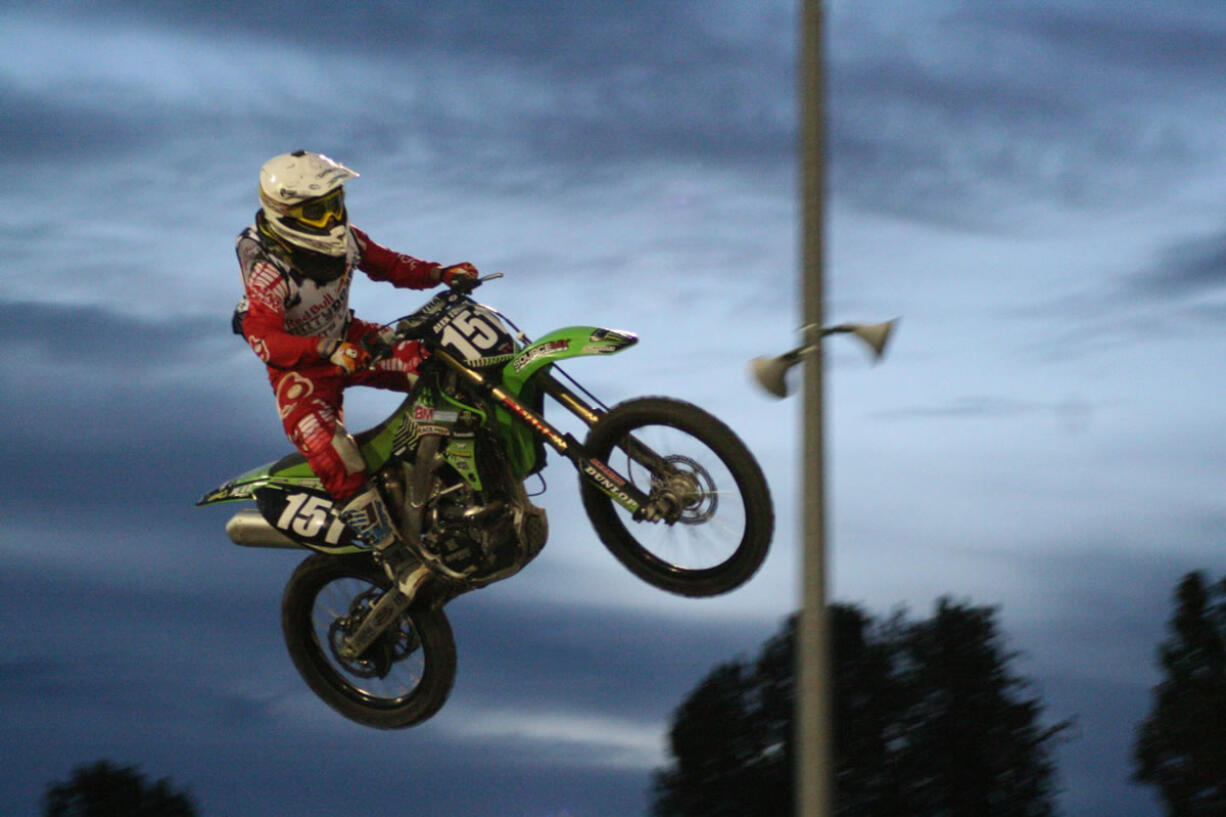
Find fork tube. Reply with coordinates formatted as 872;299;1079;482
537;370;670;472
537;371;604;427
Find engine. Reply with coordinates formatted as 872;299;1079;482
419;474;548;583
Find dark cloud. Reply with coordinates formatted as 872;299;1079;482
6;1;795;183
12;0;1225;227
58;0;787;80
0;302;269;507
1015;226;1226;361
1128;232;1226;299
869;395;1095;434
1000;2;1226;83
0;88;155;158
827;2;1223;226
0;301;224;370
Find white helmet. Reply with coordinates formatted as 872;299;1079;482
258;150;358;257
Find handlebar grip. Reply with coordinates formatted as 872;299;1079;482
448;271;504;294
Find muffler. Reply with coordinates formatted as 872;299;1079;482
225;509;305;549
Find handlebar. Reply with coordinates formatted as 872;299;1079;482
447;271;503;295
361;272;505;360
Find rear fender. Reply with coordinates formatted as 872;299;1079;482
196;397;415;508
196;456;322;506
198;445;373;552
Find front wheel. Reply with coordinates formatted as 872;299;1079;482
580;397;774;597
281;553;456;729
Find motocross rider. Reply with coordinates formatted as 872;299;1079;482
235;150;476;591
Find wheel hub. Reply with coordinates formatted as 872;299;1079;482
652;455;718;525
327;588;419;679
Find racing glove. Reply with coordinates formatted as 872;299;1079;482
319;339;372;374
357;328;395;366
440;263;479;286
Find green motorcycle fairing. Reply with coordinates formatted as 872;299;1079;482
495;326;636;477
196;410;402;507
196;321;637;512
194;390;480;554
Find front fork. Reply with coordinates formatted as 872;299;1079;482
538;371;696;522
336;581;415;661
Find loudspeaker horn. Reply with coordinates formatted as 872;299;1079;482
842;319;898;360
749;353;799;398
748;319;898;398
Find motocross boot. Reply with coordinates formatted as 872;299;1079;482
339;485;430;599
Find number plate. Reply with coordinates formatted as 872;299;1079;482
254;486;362;553
430;303;513;362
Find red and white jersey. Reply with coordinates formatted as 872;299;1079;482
235;222;441;369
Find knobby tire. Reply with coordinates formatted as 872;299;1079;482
580;396;773;597
281;553;456;729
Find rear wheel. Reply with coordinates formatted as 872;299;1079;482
580;397;773;597
281;553;456;729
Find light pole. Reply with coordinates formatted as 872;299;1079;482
754;7;897;815
796;3;831;811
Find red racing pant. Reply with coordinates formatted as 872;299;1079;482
266;318;423;502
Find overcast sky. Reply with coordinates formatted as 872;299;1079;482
3;1;1225;815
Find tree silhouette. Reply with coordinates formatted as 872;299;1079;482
42;760;198;817
1134;571;1226;815
894;599;1066;817
653;599;1069;817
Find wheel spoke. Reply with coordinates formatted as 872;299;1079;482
310;575;427;704
612;424;748;571
284;553;456;728
580;397;773;597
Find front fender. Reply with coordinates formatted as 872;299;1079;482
502;326;637;395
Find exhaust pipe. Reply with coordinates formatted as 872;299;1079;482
225;509;305;549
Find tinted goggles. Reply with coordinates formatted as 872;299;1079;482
287;188;346;228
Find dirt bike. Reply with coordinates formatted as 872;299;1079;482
198;274;774;729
